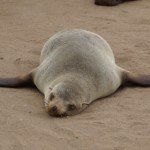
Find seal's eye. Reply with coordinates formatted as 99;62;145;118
68;104;76;111
50;92;55;101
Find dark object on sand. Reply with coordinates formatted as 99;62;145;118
95;0;134;6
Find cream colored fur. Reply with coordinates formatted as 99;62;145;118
32;29;123;115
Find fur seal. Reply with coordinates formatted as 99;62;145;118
95;0;136;6
0;29;150;117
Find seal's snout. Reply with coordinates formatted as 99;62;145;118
50;106;57;113
47;104;66;117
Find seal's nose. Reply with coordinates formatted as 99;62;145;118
50;106;57;113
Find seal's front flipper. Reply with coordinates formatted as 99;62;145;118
0;72;33;88
123;72;150;87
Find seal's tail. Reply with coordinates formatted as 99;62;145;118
123;71;150;87
0;73;33;88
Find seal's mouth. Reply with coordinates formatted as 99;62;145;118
48;111;67;117
45;105;68;117
47;108;82;117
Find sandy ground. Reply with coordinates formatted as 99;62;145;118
0;0;150;150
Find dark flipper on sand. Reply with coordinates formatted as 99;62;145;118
123;71;150;87
95;0;123;6
0;72;33;88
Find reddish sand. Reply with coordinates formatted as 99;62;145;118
0;0;150;150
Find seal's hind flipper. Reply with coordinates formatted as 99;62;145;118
0;72;33;88
123;72;150;87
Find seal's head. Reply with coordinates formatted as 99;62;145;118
45;81;87;117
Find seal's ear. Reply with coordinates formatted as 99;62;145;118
50;92;55;101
